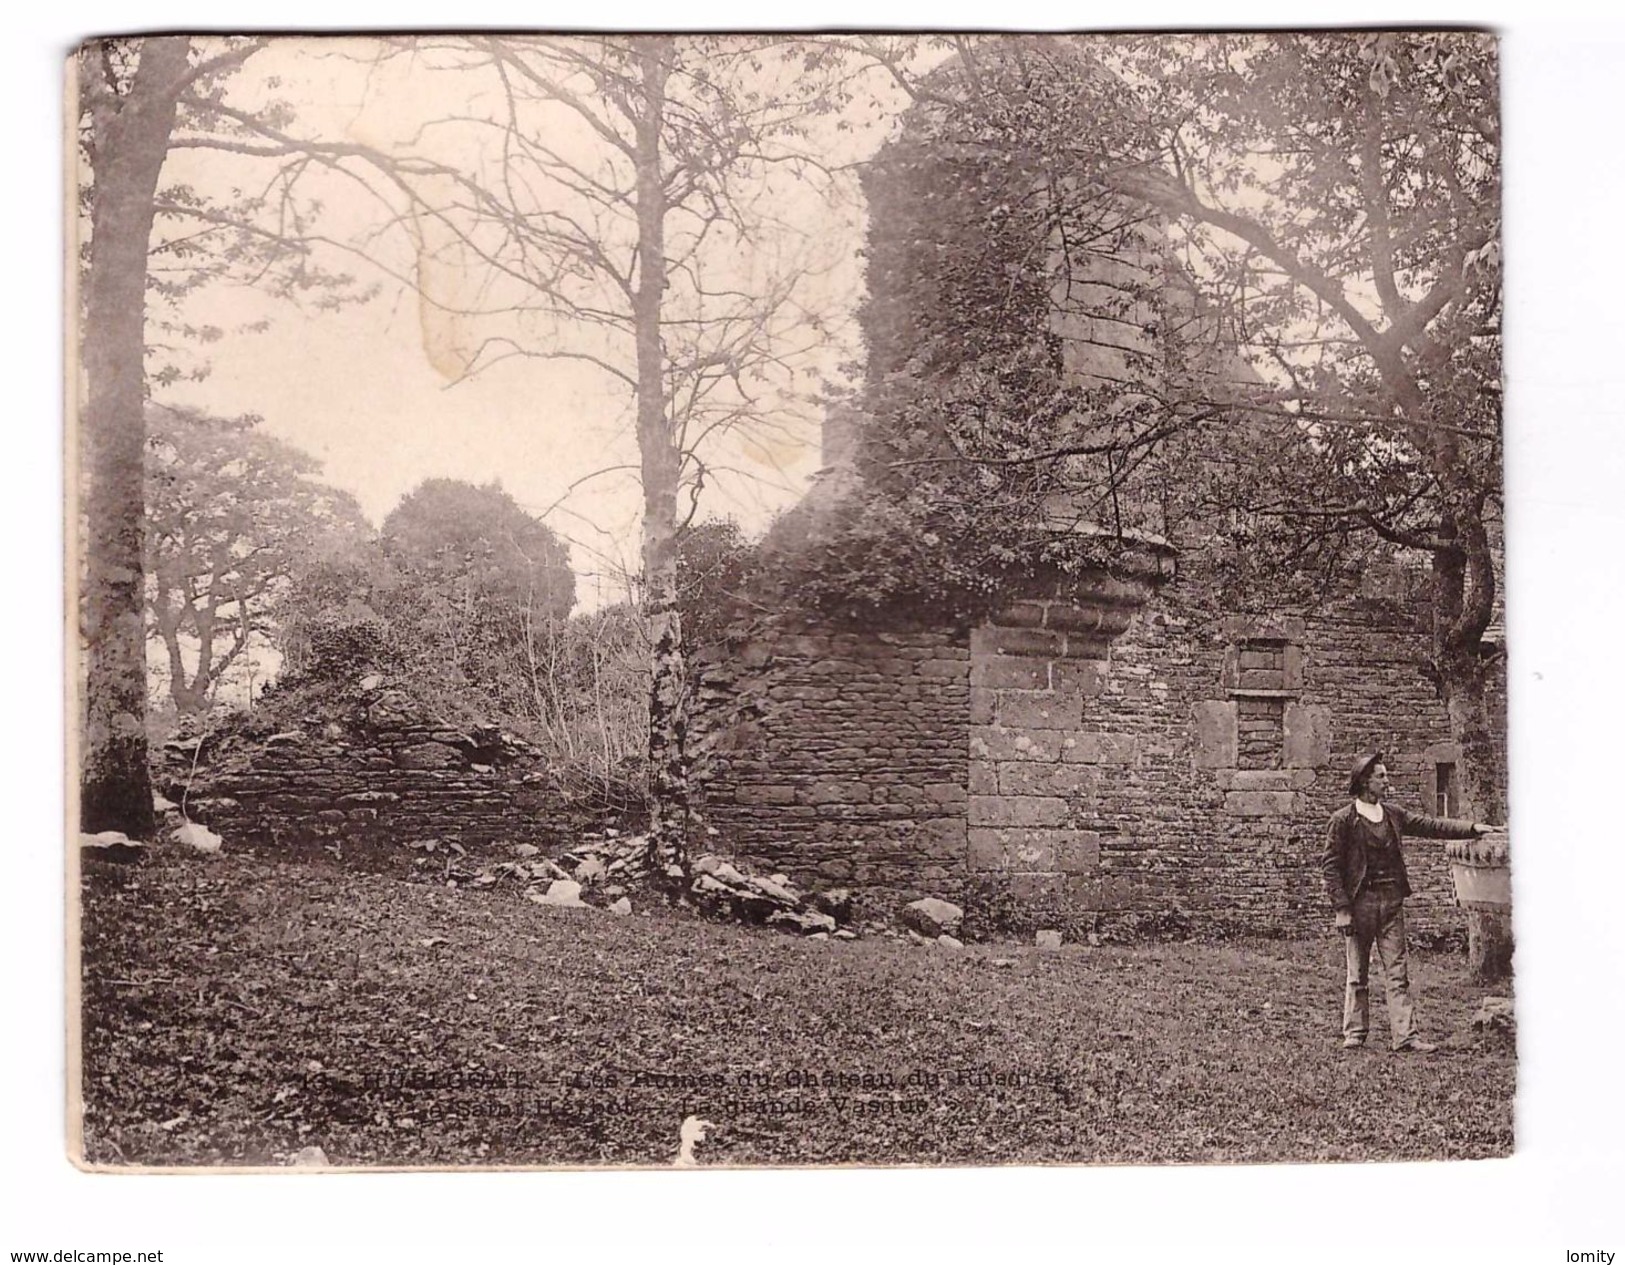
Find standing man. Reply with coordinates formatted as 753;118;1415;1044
1323;753;1493;1053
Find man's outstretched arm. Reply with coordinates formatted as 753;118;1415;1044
1395;806;1495;839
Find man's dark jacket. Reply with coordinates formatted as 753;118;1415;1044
1321;803;1480;911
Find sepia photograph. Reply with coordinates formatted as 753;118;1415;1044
68;30;1520;1173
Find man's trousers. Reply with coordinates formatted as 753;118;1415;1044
1343;885;1416;1048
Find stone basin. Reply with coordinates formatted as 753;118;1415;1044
1446;829;1511;910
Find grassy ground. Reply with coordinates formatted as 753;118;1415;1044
78;843;1515;1168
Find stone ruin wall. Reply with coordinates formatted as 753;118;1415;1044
157;686;582;865
1033;596;1467;941
693;584;1479;942
690;631;972;917
161;596;1492;943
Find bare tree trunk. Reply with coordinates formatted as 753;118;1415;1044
79;38;190;837
630;38;689;880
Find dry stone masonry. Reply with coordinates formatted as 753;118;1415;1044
690;630;972;922
157;683;579;864
693;566;1480;942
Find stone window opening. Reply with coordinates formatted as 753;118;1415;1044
1421;741;1465;817
1229;635;1295;770
1435;761;1459;818
1193;617;1329;815
1236;695;1285;770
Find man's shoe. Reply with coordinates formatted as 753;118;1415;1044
1395;1039;1438;1054
1342;1036;1366;1050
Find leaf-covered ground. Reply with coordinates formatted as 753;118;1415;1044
78;844;1514;1167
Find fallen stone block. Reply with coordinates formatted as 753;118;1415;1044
1035;929;1063;950
79;831;146;863
936;934;964;949
534;879;586;908
692;874;735;899
173;822;223;855
712;861;748;886
743;873;798;905
902;897;964;939
767;909;838;935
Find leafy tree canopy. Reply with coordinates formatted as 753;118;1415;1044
675;518;760;649
144;404;367;715
278;478;576;718
380;478;576;626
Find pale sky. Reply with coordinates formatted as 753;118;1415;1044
151;36;909;608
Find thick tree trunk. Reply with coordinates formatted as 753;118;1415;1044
1440;652;1513;984
79;39;190;837
630;40;689;880
1433;536;1512;984
1438;646;1506;827
1464;907;1514;983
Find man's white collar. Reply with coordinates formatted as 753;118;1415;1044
1355;799;1385;823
